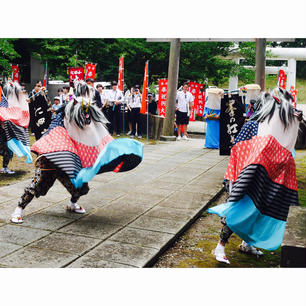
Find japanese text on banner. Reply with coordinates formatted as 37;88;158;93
11;65;20;83
68;67;85;83
118;57;124;91
158;79;168;117
188;81;200;121
197;84;205;117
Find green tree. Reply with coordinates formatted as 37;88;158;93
0;39;21;76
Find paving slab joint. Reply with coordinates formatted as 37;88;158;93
143;186;226;267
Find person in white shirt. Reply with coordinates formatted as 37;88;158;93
107;80;123;136
57;88;63;105
176;83;194;140
96;84;108;108
60;86;70;105
127;85;142;138
125;87;133;135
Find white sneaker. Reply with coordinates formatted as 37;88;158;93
11;207;23;224
0;167;15;174
130;135;135;139
66;201;86;214
116;134;121;137
182;135;188;140
138;135;142;139
239;241;263;256
126;131;132;136
213;242;230;264
177;135;182;141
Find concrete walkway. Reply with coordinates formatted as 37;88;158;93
0;138;228;268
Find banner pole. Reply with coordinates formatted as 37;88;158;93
122;56;125;136
147;60;149;141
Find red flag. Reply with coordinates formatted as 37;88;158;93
157;79;168;117
197;84;205;117
188;81;200;121
85;63;97;81
11;65;20;83
290;86;297;108
43;64;47;88
140;61;149;114
118;57;124;91
68;67;85;83
278;69;286;89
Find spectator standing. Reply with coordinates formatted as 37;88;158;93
175;82;194;140
128;85;142;139
148;93;157;115
107;80;123;136
86;78;102;108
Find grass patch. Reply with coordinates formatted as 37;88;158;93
295;150;306;207
0;135;36;187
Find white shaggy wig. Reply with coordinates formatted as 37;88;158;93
2;81;22;100
251;87;299;130
65;82;108;129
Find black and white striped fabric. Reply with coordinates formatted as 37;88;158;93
229;164;298;221
43;151;82;179
3;120;30;146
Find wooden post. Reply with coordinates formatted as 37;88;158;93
255;38;266;91
162;38;180;137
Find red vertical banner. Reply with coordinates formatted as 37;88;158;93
290;86;297;108
278;69;287;89
188;81;199;121
68;67;85;83
118;56;124;91
11;65;20;83
140;61;149;114
158;79;168;117
43;63;47;88
85;63;97;81
197;84;205;116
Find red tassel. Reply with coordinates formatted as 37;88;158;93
113;161;124;173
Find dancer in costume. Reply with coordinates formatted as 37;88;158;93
28;81;52;140
208;88;303;264
203;88;224;149
0;81;32;173
11;81;143;224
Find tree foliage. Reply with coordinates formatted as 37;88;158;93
1;38;305;87
0;39;21;75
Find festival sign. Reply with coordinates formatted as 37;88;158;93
68;67;85;83
158;79;168;117
85;63;97;81
118;56;124;91
220;93;245;155
278;69;287;89
11;65;20;83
